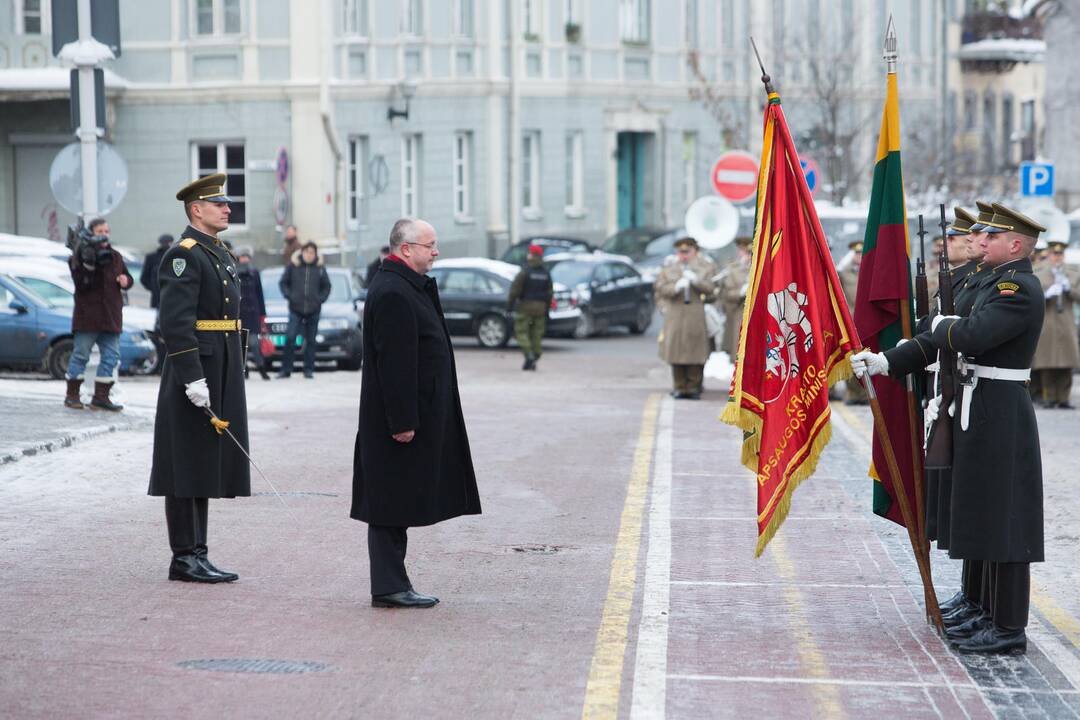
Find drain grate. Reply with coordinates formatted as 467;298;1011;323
177;659;331;674
252;491;338;497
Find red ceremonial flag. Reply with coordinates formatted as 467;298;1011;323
722;90;861;557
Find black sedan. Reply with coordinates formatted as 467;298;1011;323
499;235;594;266
427;258;580;347
544;253;654;338
261;266;363;370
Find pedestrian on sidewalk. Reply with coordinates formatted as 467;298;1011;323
140;233;173;311
654;236;717;400
63;218;133;412
280;224;300;266
352;218;482;608
235;246;270;380
277;241;331;379
507;244;553;371
365;245;390;287
148;173;249;584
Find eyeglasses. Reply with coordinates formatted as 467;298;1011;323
405;241;438;251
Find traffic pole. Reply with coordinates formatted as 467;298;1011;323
76;0;99;219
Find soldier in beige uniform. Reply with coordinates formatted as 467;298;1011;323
838;240;867;404
1032;240;1080;408
715;236;752;358
655;237;717;399
1028;239;1050;401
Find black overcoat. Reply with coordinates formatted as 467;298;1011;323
148;226;250;499
930;257;1044;563
351;260;481;527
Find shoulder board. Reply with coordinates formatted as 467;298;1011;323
179;238;197;249
997;281;1020;296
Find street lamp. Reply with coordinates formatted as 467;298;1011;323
387;80;417;123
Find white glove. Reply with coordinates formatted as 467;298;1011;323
674;277;691;293
850;350;889;378
739;282;749;297
185;378;210;408
682;269;698;283
1045;283;1063;299
931;314;959;333
925;395;941;424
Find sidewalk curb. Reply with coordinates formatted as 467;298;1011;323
0;423;129;466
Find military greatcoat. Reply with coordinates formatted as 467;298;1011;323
1032;263;1080;370
655;256;717;365
148;225;250;499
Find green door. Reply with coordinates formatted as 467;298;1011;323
617;133;646;230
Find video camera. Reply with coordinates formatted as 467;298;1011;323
66;218;113;269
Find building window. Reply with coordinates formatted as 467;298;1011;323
565;131;584;214
402;0;423;36
982;92;996;172
401;134;421;217
685;0;698;48
453;132;472;220
523;0;542;40
453;0;474;38
1020;100;1035;161
195;0;242;36
522;131;541;216
17;0;48;35
192;142;246;225
682;132;697;208
620;0;650;44
347;136;368;228
720;0;734;49
344;0;368;37
1001;95;1014;166
963;91;977;131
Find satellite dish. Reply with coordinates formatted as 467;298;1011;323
49;141;129;216
1019;202;1070;244
685;195;739;249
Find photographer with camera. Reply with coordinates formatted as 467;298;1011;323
63;218;133;411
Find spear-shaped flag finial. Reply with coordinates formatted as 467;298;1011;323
749;36;776;96
883;14;898;73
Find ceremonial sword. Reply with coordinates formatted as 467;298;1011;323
203;407;297;521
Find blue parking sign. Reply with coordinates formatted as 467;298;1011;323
1020;162;1054;197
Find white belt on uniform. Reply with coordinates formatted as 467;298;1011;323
957;361;1031;431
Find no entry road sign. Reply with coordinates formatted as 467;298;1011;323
712;151;759;204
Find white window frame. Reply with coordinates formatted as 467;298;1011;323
620;0;650;44
190;141;247;230
522;0;542;40
347;136;368;229
682;132;697;209
343;0;369;38
684;0;698;49
15;0;50;35
401;134;421;217
452;132;473;222
522;131;541;219
193;0;243;38
453;0;474;39
401;0;423;37
565;131;584;217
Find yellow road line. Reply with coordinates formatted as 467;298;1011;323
581;393;661;720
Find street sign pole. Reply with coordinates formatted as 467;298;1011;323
76;0;99;218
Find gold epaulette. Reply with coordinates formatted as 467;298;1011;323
179;238;197;249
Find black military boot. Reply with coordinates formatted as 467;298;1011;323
166;497;225;583
946;612;991;643
955;625;1027;655
64;378;84;409
939;590;968;614
193;498;238;582
522;354;535;371
89;381;123;412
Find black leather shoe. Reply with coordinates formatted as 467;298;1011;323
372;589;439;608
943;601;981;626
685;392;702;400
955;626;1026;655
1058;402;1075;410
672;391;690;399
947;612;991;642
169;554;229;583
195;554;238;582
939;591;967;613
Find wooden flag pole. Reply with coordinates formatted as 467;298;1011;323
861;372;945;634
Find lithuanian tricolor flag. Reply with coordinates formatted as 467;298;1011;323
853;72;922;528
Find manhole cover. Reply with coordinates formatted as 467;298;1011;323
178;659;330;674
252;491;338;497
507;544;570;555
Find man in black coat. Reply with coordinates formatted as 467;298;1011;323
278;241;331;379
853;203;1046;654
148;173;250;584
235;246;270;380
140;233;174;309
352;218;482;608
365;245;389;287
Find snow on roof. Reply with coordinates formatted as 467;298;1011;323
956;38;1045;63
0;67;129;93
433;257;521;281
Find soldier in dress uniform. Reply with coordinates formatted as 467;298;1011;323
854;203;1047;654
715;236;753;358
838;240;867;404
148;173;250;583
1032;240;1080;408
655;237;717;399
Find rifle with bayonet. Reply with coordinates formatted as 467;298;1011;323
925;204;954;470
914;216;930;321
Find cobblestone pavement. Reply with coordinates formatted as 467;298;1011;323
1;333;1078;719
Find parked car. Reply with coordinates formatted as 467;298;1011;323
0;233;72;264
632;230;736;284
500;236;595;266
599;227;680;262
543;253;654;338
428;258;580;347
0;273;157;378
261;265;363;371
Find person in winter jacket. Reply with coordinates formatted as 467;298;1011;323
506;244;553;370
140;233;173;310
278;241;331;378
235;247;270;380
